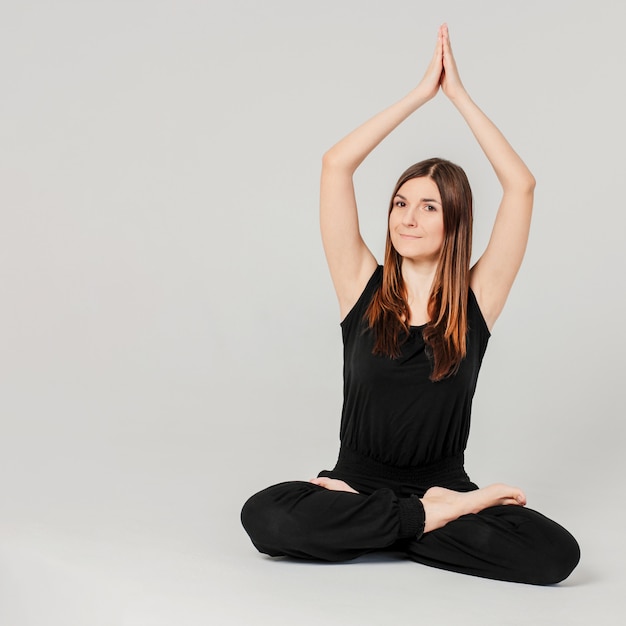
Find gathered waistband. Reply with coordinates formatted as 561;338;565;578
333;446;467;484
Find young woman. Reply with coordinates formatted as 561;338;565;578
241;24;580;585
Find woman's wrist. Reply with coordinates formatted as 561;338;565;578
407;85;437;108
447;88;472;108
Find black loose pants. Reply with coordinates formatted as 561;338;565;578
241;450;580;585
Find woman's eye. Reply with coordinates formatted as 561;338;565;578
395;201;406;208
425;205;436;212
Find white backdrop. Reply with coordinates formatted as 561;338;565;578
1;1;624;624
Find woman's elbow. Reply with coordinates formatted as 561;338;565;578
322;149;342;168
504;173;536;195
321;149;356;173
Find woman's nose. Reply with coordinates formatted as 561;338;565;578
402;207;418;227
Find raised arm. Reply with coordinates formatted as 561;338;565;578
320;30;444;319
440;25;536;331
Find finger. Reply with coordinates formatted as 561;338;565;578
425;30;443;81
441;24;452;51
441;30;457;74
430;25;443;57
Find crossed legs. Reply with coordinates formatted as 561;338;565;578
241;481;580;585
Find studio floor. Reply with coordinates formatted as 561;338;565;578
0;487;621;626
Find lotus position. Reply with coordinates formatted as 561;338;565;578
241;24;580;585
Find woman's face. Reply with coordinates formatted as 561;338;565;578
389;176;445;263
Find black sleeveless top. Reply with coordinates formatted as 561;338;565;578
338;266;490;468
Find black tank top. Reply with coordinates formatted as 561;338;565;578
338;265;490;468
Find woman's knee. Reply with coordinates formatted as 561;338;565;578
467;506;580;585
240;482;286;547
501;508;580;585
240;481;315;556
531;521;580;585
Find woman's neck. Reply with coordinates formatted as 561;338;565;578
401;258;438;325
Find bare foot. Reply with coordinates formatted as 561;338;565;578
421;483;526;533
309;477;359;493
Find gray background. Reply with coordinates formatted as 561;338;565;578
1;0;624;624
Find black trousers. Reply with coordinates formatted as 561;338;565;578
241;449;580;585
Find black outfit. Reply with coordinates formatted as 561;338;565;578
241;267;580;584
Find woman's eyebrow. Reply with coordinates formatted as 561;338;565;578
394;193;441;204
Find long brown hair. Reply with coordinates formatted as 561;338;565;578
365;158;473;381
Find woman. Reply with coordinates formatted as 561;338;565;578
241;24;580;584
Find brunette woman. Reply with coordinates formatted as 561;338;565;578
241;24;579;584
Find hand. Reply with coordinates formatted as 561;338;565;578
309;477;359;493
440;23;467;101
415;26;444;101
